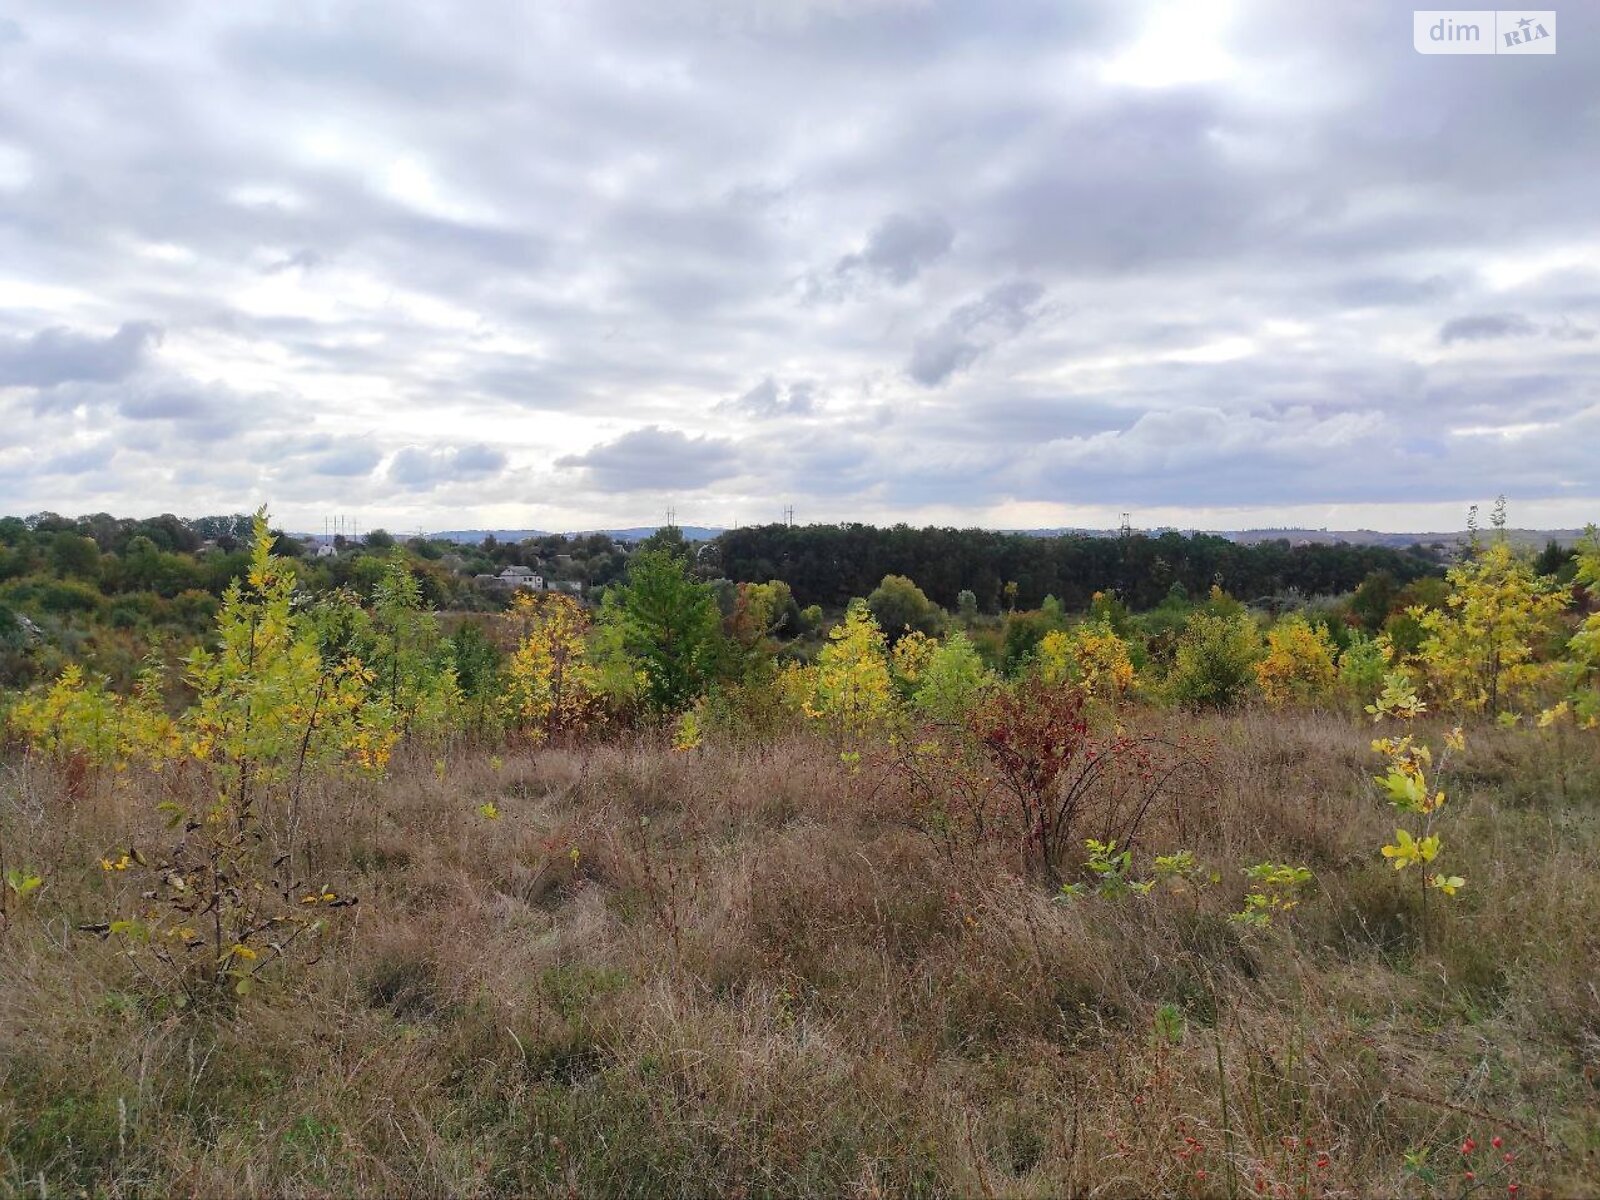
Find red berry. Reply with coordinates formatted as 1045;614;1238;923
1491;1136;1503;1149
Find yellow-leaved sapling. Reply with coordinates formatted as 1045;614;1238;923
1368;671;1467;902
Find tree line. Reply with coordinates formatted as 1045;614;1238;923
711;523;1446;611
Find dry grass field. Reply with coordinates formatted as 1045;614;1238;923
3;711;1598;1197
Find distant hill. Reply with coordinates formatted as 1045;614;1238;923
428;529;549;544
430;526;725;545
423;523;1584;550
1216;527;1585;550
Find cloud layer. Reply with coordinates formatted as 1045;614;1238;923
2;0;1597;532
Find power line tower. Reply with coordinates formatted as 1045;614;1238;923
1117;512;1133;600
665;506;676;528
783;505;794;528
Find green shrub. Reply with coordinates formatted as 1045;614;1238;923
1167;610;1264;708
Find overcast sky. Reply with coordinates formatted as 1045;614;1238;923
2;0;1597;534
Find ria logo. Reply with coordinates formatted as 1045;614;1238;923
1413;10;1556;54
1501;13;1553;47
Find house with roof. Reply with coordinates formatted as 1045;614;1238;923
497;565;544;590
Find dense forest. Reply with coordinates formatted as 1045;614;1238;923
712;522;1445;609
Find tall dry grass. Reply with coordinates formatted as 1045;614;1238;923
1;710;1597;1197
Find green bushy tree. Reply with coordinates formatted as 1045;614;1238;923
866;574;944;643
604;549;723;714
1167;608;1264;709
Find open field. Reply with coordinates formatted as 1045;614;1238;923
4;711;1597;1198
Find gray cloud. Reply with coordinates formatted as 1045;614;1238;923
307;444;381;477
556;426;740;492
0;321;162;388
1438;314;1538;345
836;212;954;287
262;248;325;275
909;280;1045;386
42;441;116;476
716;377;818;419
1549;318;1597;342
387;444;509;490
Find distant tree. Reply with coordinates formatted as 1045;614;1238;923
0;602;21;649
191;513;253;544
36;580;102;615
407;537;443;560
1336;632;1388;704
1001;609;1057;674
270;531;308;558
1350;571;1400;632
866;574;943;642
366;528;396;550
27;511;74;534
1036;623;1136;702
728;580;798;649
956;589;979;622
1088;589;1133;635
49;532;101;580
0;517;31;546
349;555;387;595
637;525;691;562
1534;539;1575;581
133;513;200;553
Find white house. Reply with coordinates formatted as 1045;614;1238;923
497;565;544;590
